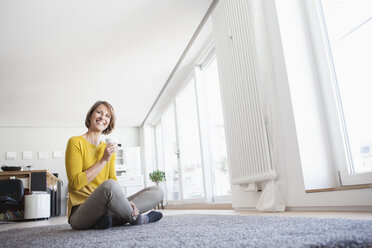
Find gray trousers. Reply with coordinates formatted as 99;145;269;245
69;179;164;230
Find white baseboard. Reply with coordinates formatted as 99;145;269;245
286;206;372;212
234;206;372;212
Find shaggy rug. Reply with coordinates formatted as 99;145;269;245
0;214;371;248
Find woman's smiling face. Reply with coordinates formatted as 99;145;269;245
89;104;112;133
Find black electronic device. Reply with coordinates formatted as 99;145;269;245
1;165;22;172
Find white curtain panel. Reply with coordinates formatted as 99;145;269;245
248;0;285;211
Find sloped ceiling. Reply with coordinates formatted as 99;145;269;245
0;0;213;127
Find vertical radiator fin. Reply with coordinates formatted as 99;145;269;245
212;0;276;185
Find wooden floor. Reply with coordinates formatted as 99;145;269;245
1;209;372;232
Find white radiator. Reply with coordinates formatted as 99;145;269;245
212;0;276;186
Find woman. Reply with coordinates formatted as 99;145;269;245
65;101;163;230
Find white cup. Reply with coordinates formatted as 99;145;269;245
105;138;117;145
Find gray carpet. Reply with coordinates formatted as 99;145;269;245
1;214;372;248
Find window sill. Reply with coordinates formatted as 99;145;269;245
305;184;372;193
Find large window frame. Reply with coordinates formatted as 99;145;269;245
195;51;231;202
304;0;372;185
157;72;209;205
152;47;232;204
174;73;207;203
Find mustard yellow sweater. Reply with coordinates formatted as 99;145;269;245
65;136;117;218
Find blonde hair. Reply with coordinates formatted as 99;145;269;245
85;101;116;135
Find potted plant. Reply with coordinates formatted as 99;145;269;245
149;170;166;186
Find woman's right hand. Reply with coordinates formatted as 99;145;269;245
130;202;139;217
101;143;117;163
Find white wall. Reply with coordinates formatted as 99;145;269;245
0;126;140;215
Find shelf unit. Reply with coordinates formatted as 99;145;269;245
115;146;144;197
115;148;127;177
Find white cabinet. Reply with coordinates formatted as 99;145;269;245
115;146;141;176
115;146;144;196
117;175;144;197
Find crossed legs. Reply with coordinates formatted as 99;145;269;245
69;179;163;230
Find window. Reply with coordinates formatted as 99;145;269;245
312;0;372;185
155;123;164;173
160;105;180;201
153;50;231;204
197;56;231;197
157;78;206;204
175;78;205;199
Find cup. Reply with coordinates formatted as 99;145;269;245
105;138;118;145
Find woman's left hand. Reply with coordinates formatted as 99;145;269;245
130;202;139;217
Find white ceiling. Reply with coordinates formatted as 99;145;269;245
0;0;213;127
